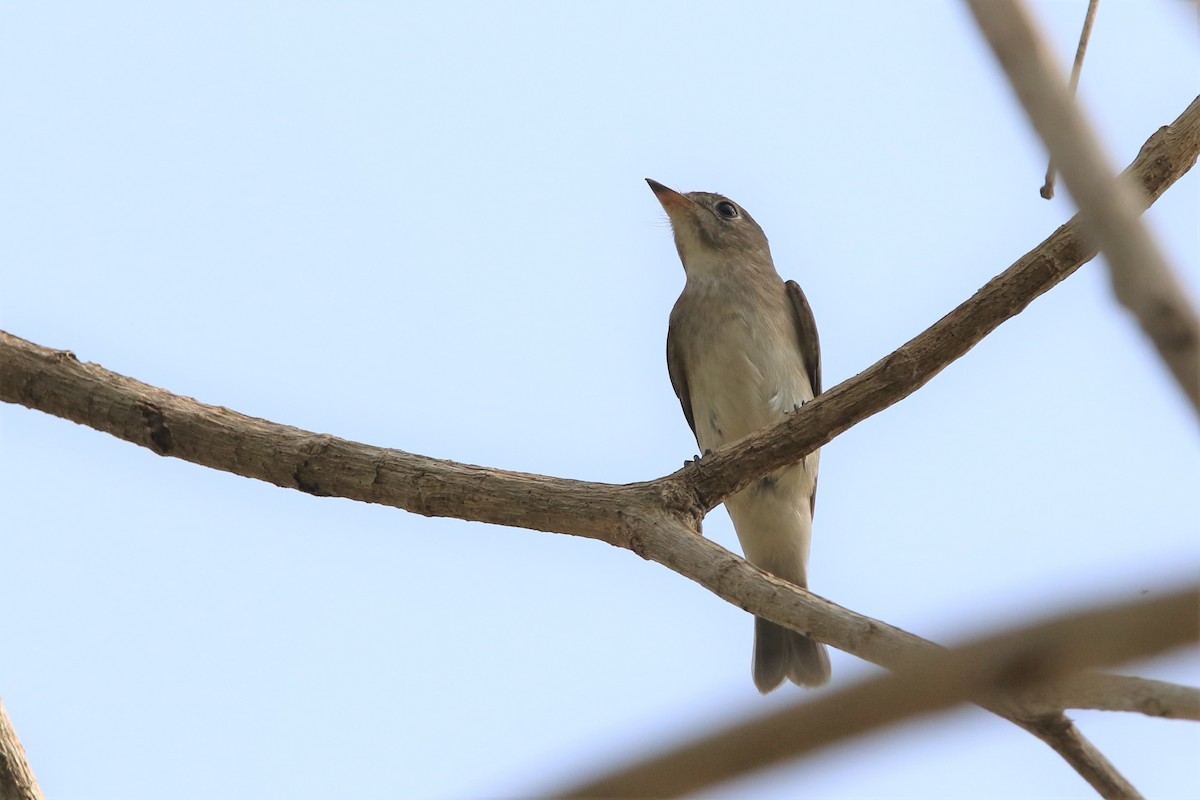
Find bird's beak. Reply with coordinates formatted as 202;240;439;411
646;178;696;218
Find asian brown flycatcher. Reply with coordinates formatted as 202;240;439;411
648;178;830;693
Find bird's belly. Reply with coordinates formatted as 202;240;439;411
688;333;813;454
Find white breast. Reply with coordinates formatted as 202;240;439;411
687;303;814;454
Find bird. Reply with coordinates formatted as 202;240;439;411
647;178;830;693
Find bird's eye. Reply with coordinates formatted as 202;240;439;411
715;201;739;219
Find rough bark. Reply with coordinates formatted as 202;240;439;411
0;701;43;800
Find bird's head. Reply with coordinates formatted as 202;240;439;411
646;178;773;275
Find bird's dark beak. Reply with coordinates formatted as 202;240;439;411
646;178;696;217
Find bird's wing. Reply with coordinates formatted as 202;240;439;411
785;279;822;396
666;323;698;438
786;279;822;517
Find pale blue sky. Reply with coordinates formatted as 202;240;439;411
2;2;1197;798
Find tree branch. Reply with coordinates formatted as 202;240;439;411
0;699;44;800
1021;717;1142;800
554;586;1197;799
0;332;672;544
967;0;1200;415
1024;673;1200;720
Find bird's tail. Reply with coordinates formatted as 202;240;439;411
753;616;831;694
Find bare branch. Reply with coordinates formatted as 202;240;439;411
967;0;1200;415
0;699;44;800
0;332;667;545
1041;0;1100;200
1021;673;1200;721
1022;718;1142;800
554;586;1197;799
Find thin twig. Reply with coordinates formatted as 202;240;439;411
967;0;1200;417
1042;0;1100;199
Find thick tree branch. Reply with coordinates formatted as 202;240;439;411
554;587;1198;799
0;699;43;800
0;333;679;544
968;0;1200;414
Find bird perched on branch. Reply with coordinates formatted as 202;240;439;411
647;179;830;693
